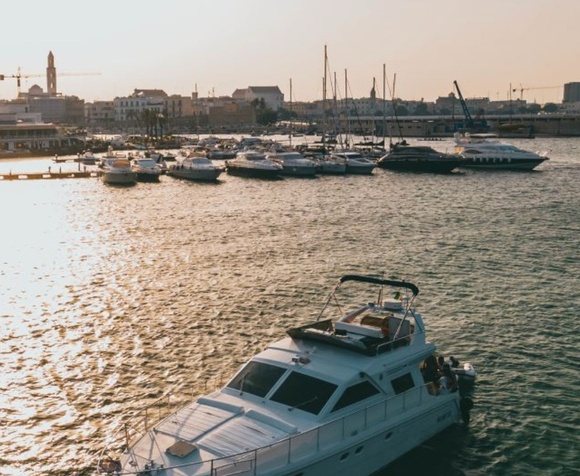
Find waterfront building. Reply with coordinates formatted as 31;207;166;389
85;101;115;126
113;89;166;122
28;95;85;125
0;112;83;156
233;86;284;111
563;82;580;102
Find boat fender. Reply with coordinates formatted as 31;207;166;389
460;397;474;425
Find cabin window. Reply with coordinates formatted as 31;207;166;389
331;381;381;412
226;361;286;398
391;373;415;395
270;372;337;414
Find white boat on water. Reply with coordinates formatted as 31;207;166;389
75;149;99;165
331;151;376;175
265;151;318;177
225;150;283;179
131;157;162;182
98;274;476;476
453;132;549;170
315;154;347;174
99;158;136;185
167;156;224;182
101;145;127;160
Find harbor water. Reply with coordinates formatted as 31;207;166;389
0;137;578;475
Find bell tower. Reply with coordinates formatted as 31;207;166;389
46;51;57;96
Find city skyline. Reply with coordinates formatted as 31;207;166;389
2;0;579;105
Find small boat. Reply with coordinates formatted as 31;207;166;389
225;150;283;179
453;132;549;170
331;151;376;175
101;145;127;160
75;150;99;165
130;157;162;182
98;274;476;476
167;156;224;182
376;141;463;173
99;158;136;185
265;151;318;177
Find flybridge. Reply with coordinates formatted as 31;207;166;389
287;274;423;356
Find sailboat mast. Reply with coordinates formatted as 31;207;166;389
345;69;350;148
289;78;293;147
382;64;387;147
322;45;327;150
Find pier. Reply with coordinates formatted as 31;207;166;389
0;170;99;181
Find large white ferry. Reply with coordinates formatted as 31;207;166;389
98;274;476;476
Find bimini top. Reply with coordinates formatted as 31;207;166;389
287;274;424;356
337;274;419;296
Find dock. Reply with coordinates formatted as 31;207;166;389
0;170;100;181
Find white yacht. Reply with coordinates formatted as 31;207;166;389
130;157;162;182
266;151;318;177
99;158;136;185
453;133;549;170
315;154;347;175
225;150;283;179
331;151;376;175
98;274;476;476
167;156;224;182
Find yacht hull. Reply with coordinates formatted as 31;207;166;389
377;158;461;173
226;165;282;179
168;168;223;182
134;171;161;182
100;172;136;185
460;157;548;170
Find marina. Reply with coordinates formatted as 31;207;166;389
0;136;578;475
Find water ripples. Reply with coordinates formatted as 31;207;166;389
0;137;579;475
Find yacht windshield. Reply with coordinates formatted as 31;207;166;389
331;380;381;412
270;372;337;414
227;361;286;398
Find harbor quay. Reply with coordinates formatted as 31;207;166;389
337;113;580;138
97;113;580;139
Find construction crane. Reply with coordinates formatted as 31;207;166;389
515;84;562;101
0;67;43;95
0;67;100;96
453;80;473;127
453;80;489;132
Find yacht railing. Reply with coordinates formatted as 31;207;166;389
99;380;439;475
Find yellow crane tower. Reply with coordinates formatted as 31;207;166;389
0;66;100;97
517;84;562;101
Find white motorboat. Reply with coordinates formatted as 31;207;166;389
75;149;99;165
101;145;127;160
167;156;224;182
131;157;162;182
453;133;549;170
225;150;283;179
265;151;318;177
331;151;376;175
315;154;347;174
99;158;136;185
98;274;476;476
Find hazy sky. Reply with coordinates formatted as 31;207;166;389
2;0;578;104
